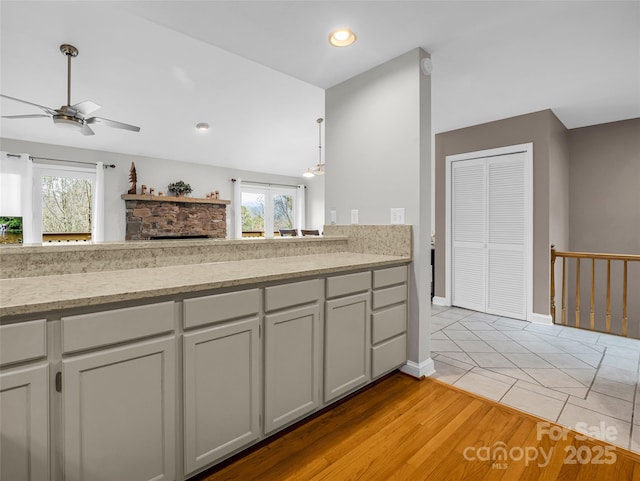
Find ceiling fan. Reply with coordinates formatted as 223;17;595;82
1;44;140;136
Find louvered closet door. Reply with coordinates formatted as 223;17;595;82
452;159;486;312
486;153;527;319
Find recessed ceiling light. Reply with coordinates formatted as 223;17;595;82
196;122;210;131
329;28;356;47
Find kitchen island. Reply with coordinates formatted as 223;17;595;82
0;225;413;481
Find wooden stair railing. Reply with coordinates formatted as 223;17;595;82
551;245;640;336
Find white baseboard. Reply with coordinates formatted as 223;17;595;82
401;358;436;379
432;296;448;306
531;312;553;325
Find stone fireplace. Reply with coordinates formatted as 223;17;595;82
121;194;229;240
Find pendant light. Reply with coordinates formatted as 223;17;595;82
302;117;325;177
313;118;324;175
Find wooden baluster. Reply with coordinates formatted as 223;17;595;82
562;257;567;325
623;260;628;337
575;258;581;328
550;245;556;323
606;259;611;333
590;258;595;331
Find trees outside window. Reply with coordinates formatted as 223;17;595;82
32;165;97;243
240;186;297;237
273;194;294;231
42;176;92;234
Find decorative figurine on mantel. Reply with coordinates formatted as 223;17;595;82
141;184;147;195
128;162;137;194
149;187;155;196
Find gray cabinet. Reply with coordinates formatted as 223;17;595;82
264;302;321;434
371;266;408;378
324;292;370;403
183;317;260;475
0;319;49;481
0;364;49;481
62;336;176;481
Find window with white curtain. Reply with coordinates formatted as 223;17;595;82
233;180;304;238
32;163;104;243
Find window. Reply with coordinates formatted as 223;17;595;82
33;164;102;243
239;185;299;238
41;174;94;242
241;190;265;236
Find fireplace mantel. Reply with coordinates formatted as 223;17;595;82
120;194;230;205
121;194;229;240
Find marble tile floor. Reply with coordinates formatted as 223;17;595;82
430;304;640;453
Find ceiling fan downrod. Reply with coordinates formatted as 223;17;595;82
60;44;78;107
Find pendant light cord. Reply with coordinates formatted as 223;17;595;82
317;117;323;168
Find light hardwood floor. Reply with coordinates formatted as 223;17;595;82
196;372;640;481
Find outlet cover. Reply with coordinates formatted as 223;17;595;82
351;209;359;224
390;208;405;224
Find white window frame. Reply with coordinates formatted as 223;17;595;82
32;163;103;242
238;184;300;238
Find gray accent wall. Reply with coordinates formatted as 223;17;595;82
567;118;640;336
1;137;319;241
325;48;432;368
435;109;567;317
568;118;640;255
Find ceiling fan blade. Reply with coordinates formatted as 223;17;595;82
86;116;140;132
0;93;57;115
80;123;95;136
70;100;101;116
2;114;50;119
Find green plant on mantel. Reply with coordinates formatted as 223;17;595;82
167;180;193;196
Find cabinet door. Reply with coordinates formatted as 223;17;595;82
183;317;260;474
324;292;370;403
264;304;320;434
62;337;175;481
0;364;49;481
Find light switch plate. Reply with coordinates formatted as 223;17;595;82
330;209;337;224
390;208;405;224
351;209;359;224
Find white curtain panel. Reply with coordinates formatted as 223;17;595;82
92;162;105;242
0;152;34;243
231;178;242;239
296;185;306;231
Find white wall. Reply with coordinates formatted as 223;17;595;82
325;48;433;375
304;173;325;233
0;137;321;241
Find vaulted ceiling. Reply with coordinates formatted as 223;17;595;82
1;1;638;176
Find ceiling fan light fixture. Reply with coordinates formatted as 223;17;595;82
329;28;356;47
196;122;210;131
303;168;315;178
0;43;139;135
53;114;83;129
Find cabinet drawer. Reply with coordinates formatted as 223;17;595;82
371;334;407;378
62;302;175;354
265;279;321;312
373;265;408;289
326;271;371;299
372;284;407;310
184;289;260;329
0;319;47;366
371;303;407;344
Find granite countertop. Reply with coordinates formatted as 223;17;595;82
0;235;347;255
0;252;410;318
